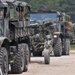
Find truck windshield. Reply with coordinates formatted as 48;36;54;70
30;13;57;22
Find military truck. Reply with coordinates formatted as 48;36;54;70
29;10;72;57
0;0;30;75
53;12;72;56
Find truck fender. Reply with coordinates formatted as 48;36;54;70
0;37;10;53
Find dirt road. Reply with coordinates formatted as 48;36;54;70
9;51;75;75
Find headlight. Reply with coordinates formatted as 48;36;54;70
54;35;57;38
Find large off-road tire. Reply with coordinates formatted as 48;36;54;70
0;47;8;75
44;50;50;64
62;39;70;55
22;44;29;72
11;44;25;74
54;38;62;56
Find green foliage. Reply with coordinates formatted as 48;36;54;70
71;45;75;50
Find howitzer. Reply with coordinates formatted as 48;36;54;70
27;17;53;64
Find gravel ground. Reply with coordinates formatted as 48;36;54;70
9;51;75;75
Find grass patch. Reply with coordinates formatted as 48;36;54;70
70;44;75;50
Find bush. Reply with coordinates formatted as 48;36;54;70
70;44;75;50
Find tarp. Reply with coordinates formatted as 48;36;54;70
0;0;15;2
13;1;28;6
0;0;29;7
65;21;72;31
0;0;28;7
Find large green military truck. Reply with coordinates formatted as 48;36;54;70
29;9;72;57
0;0;30;75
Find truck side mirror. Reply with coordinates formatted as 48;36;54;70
4;7;9;18
16;6;23;12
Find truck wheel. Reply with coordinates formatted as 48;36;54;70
0;47;8;75
54;38;62;56
44;50;50;64
11;44;25;74
22;44;29;72
62;39;70;55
